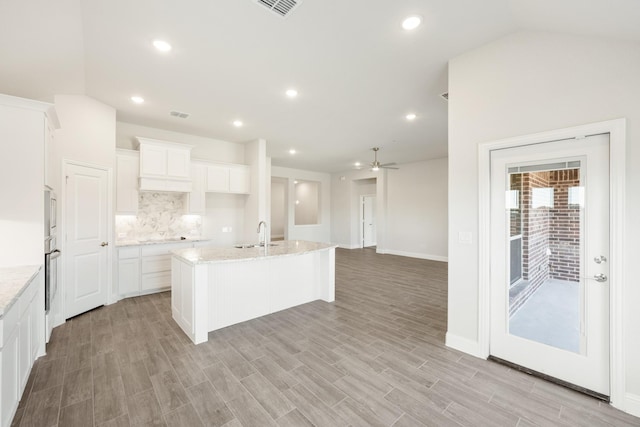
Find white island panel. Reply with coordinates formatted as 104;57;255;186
171;240;336;344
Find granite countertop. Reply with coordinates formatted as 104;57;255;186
116;238;212;247
171;240;337;265
0;265;42;318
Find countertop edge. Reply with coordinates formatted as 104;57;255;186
0;264;42;319
115;238;212;247
171;244;337;266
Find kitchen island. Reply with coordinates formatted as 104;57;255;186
170;240;336;344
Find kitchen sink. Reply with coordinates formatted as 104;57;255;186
234;244;257;249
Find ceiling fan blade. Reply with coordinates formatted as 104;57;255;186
381;165;399;170
379;162;397;167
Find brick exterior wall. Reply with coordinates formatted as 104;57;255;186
548;169;581;282
521;171;551;292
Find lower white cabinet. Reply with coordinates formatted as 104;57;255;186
117;242;203;298
0;269;44;427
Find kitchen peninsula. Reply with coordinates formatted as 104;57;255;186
170;240;336;344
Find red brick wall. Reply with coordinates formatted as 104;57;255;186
548;169;581;282
521;171;551;291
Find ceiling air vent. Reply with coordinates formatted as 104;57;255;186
254;0;303;18
440;92;449;101
170;110;190;119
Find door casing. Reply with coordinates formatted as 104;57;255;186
478;118;626;410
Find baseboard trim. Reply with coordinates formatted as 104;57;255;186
336;243;360;249
445;332;482;358
383;249;448;262
625;393;640;417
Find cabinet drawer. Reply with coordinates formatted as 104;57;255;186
119;247;140;260
141;271;171;291
141;255;171;274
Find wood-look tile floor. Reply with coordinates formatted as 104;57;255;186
12;248;640;426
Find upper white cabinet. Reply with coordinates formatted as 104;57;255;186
115;149;139;214
136;137;193;192
186;163;206;215
205;163;250;194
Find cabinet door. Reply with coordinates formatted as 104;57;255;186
18;308;31;392
116;154;139;214
118;258;140;297
166;148;190;179
1;329;19;427
206;165;229;192
186;164;205;214
140;145;167;176
229;166;250;194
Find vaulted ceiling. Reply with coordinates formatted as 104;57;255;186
1;0;639;172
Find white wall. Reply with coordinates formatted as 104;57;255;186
294;180;319;225
243;139;269;242
272;166;331;243
0;94;48;267
447;31;640;409
50;94;116;325
116;122;245;164
386;158;448;261
270;178;286;238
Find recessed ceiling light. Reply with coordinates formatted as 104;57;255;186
289;149;296;155
153;40;172;52
354;162;361;167
130;96;144;104
406;113;417;121
233;120;243;127
402;15;422;31
286;89;298;98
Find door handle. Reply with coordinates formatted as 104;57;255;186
594;256;607;264
101;242;109;247
584;273;607;283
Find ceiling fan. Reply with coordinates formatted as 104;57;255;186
365;147;399;171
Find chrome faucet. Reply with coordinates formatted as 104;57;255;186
257;221;268;246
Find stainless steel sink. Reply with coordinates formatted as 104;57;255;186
234;244;257;249
258;243;278;247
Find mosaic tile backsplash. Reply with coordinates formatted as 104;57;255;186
115;192;202;241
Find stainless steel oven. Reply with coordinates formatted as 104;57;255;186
44;186;60;313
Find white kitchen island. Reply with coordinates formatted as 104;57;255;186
170;240;336;344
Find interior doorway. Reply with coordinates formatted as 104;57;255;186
361;195;376;247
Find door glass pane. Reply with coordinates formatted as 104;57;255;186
507;165;584;354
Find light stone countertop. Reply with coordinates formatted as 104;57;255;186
0;265;42;318
116;238;212;247
171;240;337;265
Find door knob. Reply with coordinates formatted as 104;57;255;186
101;242;109;247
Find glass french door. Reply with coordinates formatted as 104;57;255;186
489;134;610;396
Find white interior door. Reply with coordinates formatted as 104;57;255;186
362;195;376;247
65;163;109;319
489;134;610;396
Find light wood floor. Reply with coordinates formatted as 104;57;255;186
12;248;640;426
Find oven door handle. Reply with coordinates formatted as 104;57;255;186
48;249;61;260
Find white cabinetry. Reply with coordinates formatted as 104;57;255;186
137;138;193;192
186;163;206;215
117;242;202;298
0;270;44;427
115;149;139;214
117;247;140;297
205;163;250;194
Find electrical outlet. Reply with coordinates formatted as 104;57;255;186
222;227;232;233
